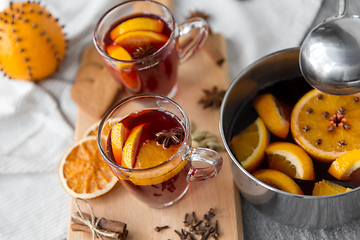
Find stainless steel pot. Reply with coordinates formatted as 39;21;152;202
219;48;360;229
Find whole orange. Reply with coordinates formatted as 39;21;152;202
0;2;66;81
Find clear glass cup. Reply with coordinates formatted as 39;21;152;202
97;94;223;208
93;0;209;99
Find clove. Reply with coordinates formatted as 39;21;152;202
183;213;190;227
154;225;169;232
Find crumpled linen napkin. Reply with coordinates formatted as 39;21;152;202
0;0;322;239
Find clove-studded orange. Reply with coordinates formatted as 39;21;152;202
0;1;66;81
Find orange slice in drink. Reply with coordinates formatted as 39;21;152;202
106;44;133;68
266;142;315;180
230;117;269;173
111;123;129;165
312;180;352;196
134;140;179;169
253;93;290;139
328;149;360;180
129;151;187;186
110;17;164;40
58;136;117;199
122;124;146;168
252;169;304;195
114;31;168;52
291;89;360;162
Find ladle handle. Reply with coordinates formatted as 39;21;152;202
335;0;348;18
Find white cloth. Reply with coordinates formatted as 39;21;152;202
0;0;322;239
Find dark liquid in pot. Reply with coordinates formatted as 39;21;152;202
229;77;360;195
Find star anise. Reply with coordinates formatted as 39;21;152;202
198;86;226;109
155;128;185;149
132;43;158;59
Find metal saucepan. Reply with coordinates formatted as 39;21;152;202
219;48;360;229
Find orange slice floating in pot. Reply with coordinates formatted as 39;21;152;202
253;93;290;139
252;169;304;195
230;117;269;173
328;149;360;180
266;142;315;180
290;89;360;162
312;179;352;196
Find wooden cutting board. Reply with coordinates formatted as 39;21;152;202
67;31;243;239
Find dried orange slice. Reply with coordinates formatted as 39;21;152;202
252;169;304;195
114;31;168;51
0;2;66;81
230;117;269;172
110;17;164;40
122;124;146;168
134;140;179;169
111;123;129;165
266;142;315;180
253;93;290;139
312;180;352;196
58;136;117;199
291;89;360;162
328;149;360;180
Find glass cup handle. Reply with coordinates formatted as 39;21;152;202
178;17;209;63
187;147;223;182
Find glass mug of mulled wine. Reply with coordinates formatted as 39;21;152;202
97;94;223;208
93;0;209;99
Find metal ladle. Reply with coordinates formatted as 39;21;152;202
300;0;360;95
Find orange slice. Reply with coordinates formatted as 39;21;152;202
265;142;315;180
328;149;360;180
312;180;352;196
252;169;304;195
106;45;133;67
114;31;168;51
253;93;290;139
230;117;269;172
130;152;187;186
111;123;129;165
58;136;117;199
134;140;179;169
290;89;360;162
122;124;146;168
110;17;164;40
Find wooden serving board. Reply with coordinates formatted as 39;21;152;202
67;33;243;240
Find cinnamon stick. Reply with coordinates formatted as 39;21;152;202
72;212;127;234
71;212;128;239
71;222;128;240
